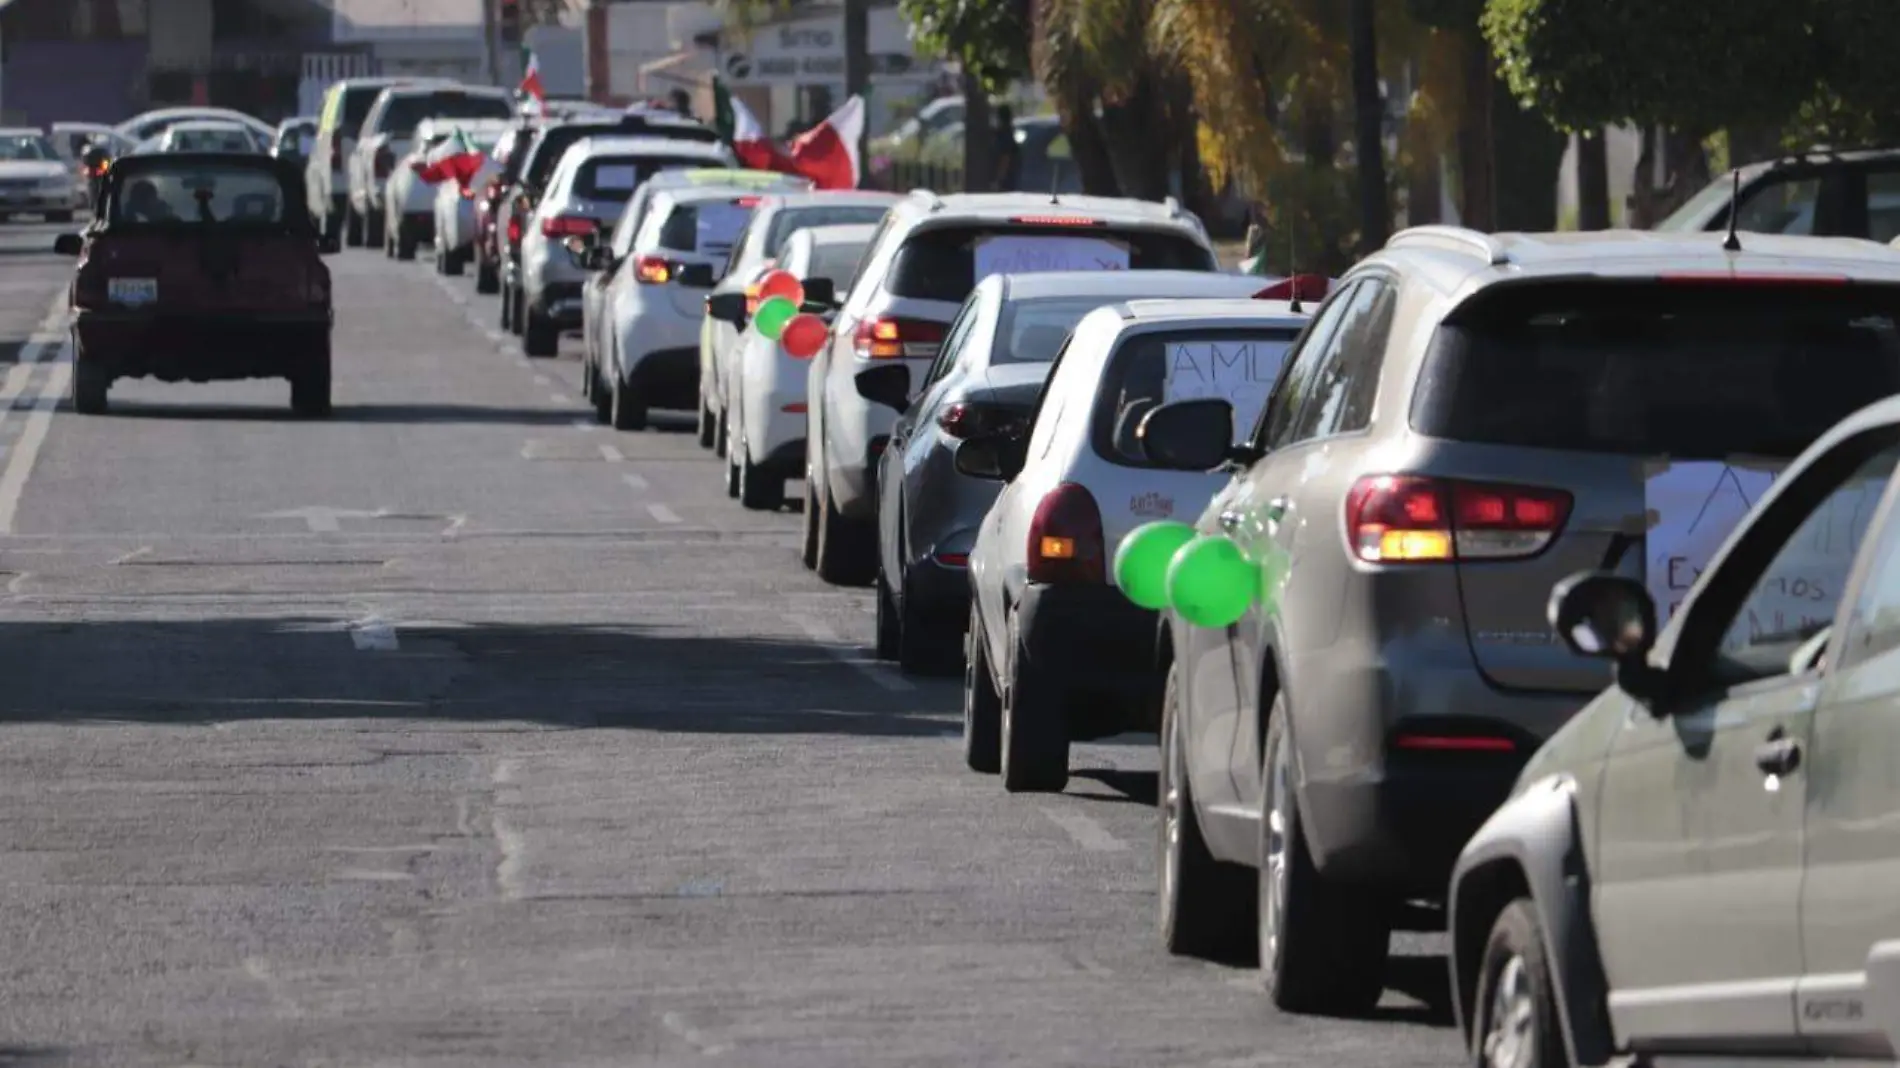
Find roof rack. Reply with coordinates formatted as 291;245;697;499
1386;225;1510;265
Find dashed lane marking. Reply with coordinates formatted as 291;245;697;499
0;348;71;535
660;1011;731;1056
622;472;649;490
1041;808;1129;852
646;503;681;524
110;545;153;565
786;613;915;693
599;444;623;462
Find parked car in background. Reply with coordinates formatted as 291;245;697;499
432;129;508;278
155;120;259;155
0;127;82;222
307;76;422;251
384;116;513;262
51;122;130;165
875;269;1275;675
1658;147;1900;242
116;107;272;153
803;190;1219;587
348;83;514;253
271;117;317;168
473;124;534;293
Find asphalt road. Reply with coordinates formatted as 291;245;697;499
0;219;1463;1068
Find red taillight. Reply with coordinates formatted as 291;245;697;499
933;551;969;567
1393;734;1516;753
734;195;761;206
780;402;807;413
1026;482;1105;585
1657;272;1850;285
634;255;672;284
937;401;1026;440
852;317;947;360
374;146;394;179
506;214;523;244
1255;273;1333;300
541;214;594;237
1009;215;1103;226
1344;475;1572;564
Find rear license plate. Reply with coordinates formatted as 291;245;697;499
108;278;157;306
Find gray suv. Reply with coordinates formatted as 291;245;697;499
1134;226;1900;1015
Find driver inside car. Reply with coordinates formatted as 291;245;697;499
121;179;176;223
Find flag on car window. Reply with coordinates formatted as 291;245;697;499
413;128;486;189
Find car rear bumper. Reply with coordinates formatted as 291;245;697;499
623;346;697;410
75;311;330;381
532;282;585;329
1017;582;1162;739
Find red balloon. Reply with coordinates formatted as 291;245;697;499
757;269;804;305
780;313;829;359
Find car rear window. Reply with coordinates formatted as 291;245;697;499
995;297;1120;366
765;205;891;258
341;88;387;135
885;224;1214;303
523;124;616;190
110;165;288;226
806;241;869;288
574;156;712;200
658;200;754;255
378;92;513;137
1411;281;1900;458
172;128;254;153
0;133;54;160
1095;326;1302;465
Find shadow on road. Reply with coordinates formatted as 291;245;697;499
1069;767;1157;806
0;617;958;736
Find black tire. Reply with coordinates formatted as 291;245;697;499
70;359;109;415
396;227;417;261
45;210;72;223
522;307;558;357
345;204;364;247
1158;662;1257;962
897;571;960;676
1472;900;1569;1068
962;605;1002;773
610;374;647;431
696;396;717;448
724;449;740;499
814;487;876;586
713;407;729;459
1260;699;1389;1014
591;363;613;425
1001;631;1069;793
290;351;333;418
509;287;526;336
476;257;499;294
364;207;385;249
800;475;821;570
0;214;11;224
873;570;902;660
443;246;464;276
499;282;514;330
738;448;785;510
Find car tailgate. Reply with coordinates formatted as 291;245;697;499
98;232;313;314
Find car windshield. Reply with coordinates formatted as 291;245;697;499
109;165;288;226
994;297;1122;366
378;93;512;137
885;225;1214;303
1098;326;1302;463
574;156;710;201
0;134;54;161
657;199;754;255
1656;175;1750;231
765;205;892;258
1412;281;1900;458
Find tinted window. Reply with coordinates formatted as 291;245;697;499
806;241;868;288
1732;176;1822;235
0;133;54;161
378;92;512;137
1290;278;1392;440
170;127;255;154
1255;281;1360;449
764;205;891;257
111;165;287;226
1097;327;1302;465
885;225;1214;302
658;201;754;254
994;297;1112;366
341;87;388;134
1411;282;1900;457
574;156;710;200
1867;170;1900;244
523;125;616;190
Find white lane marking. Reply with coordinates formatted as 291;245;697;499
243;957;303;1017
493;814;526;899
331;868;414;882
440;514;467;537
787;613;915;693
0;356;70;535
570;419;596;431
646;503;681;524
5;571;31;596
549;393;570;405
598;444;623;463
0;362;33;406
347;615;399;651
532;374;549;385
661;1012;731;1056
110;545;153;565
622;472;648;490
1041;808;1128;852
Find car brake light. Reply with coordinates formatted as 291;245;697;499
506;215;523;243
937;401;1025;440
852;317;946;360
374;145;394;179
1393;734;1515;752
541;214;593;237
1027;482;1105;584
934;551;970;567
1344;475;1571;563
1255;273;1333;300
634;254;672;284
734;195;761;206
1010;215;1103;226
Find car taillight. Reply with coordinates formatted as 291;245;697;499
460;186;476;199
634;255;672;284
852;317;946;360
1344;475;1571;564
506;214;522;244
1026;482;1105;584
1010;215;1104;226
937;401;1025;440
541;214;594;237
745;281;762;315
374;146;393;179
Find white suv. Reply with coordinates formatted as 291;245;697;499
347;84;513;253
803;191;1220;585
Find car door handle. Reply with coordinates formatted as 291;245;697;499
1755;728;1803;776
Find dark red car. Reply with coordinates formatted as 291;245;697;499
53;151;333;417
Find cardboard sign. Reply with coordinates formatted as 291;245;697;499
1646;459;1885;644
1162;337;1293;433
973;235;1129;282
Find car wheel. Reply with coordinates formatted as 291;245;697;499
290;345;333;419
396;229;417;261
345;205;364;247
70;359;109;415
800;474;821;570
1259;697;1388;1014
1473;900;1567;1068
713;406;729;459
610;374;647;431
592;364;613;425
499;282;514;330
814;487;875;587
45;211;72;223
896;565;961;676
873;569;901;660
1159;661;1257;962
961;604;1001;773
697;395;716;449
365;207;385;249
522;307;557;357
475;257;499;294
724;448;741;500
509;288;526;336
738;446;785;511
443;246;464;276
1000;625;1069;794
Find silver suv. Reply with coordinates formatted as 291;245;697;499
1134;226;1900;1015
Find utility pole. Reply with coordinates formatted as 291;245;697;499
481;0;502;86
842;0;870;166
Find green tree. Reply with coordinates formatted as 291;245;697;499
899;0;1032;94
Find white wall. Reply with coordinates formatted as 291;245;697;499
330;0;483;42
147;0;213;67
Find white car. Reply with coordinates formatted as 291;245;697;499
115;107;272;152
720;223;879;510
585;186;769;427
432;133;507;277
348;83;513;254
960;297;1312;787
154;120;259;155
387;116;513;262
699;190;901;455
50;122;131;164
804;190;1220;585
307;77;424;251
517;135;733;356
0;128;82;222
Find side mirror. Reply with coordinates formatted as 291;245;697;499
854;363;911;412
53;233;83;257
1548;571;1665;705
675;262;716;288
705;291;748;324
1137;398;1235;470
954;435;1028;481
801;276;836;307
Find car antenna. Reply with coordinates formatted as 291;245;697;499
1286;223;1304;314
1722;169;1743;252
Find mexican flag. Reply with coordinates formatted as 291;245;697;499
518;48;546;112
413;128;486;189
713;77;864;190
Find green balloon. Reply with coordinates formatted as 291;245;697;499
1166;535;1257;628
1114;520;1197;610
754;296;798;340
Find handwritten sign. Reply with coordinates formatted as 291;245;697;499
1162;337;1293;434
973;235;1129;282
1647;459;1886;646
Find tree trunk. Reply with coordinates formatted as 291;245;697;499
1727;124;1781;168
1405;152;1443;227
959;77;993;195
1492;87;1565;231
1060;92;1121;197
1576;130;1611;230
1101;77;1172;201
1659;127;1711;218
1348;0;1389;253
1455;29;1495;230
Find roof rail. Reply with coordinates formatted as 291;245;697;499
1386;225;1510;265
1163;195;1183;218
907;188;944;211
